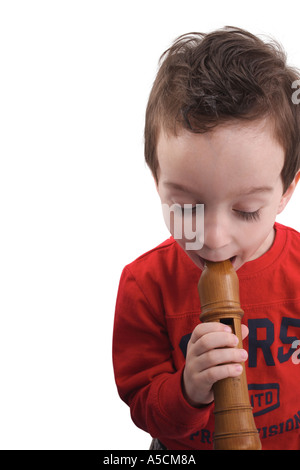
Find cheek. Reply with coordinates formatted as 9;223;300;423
239;198;281;248
236;218;275;258
162;210;183;239
237;224;260;246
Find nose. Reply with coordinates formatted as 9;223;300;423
203;211;232;252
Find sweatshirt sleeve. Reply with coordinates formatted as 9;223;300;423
112;266;213;441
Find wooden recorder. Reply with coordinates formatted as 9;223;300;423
198;259;261;450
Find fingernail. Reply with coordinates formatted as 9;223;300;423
233;335;239;345
241;350;248;360
235;364;243;373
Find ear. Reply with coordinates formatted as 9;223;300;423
277;170;300;215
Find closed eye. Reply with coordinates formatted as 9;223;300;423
234;209;260;221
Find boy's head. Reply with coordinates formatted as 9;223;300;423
144;27;300;270
145;26;300;193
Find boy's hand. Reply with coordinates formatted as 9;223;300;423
182;322;249;407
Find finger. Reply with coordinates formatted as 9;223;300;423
196;347;248;372
192;330;239;357
241;324;249;340
201;362;243;390
190;322;232;344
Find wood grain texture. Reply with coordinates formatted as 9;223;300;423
198;260;261;450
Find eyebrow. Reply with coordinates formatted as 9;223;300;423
238;186;273;196
164;182;273;196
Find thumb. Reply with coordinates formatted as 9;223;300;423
241;324;249;340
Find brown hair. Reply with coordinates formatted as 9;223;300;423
144;26;300;192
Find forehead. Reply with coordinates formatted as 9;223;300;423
156;119;285;190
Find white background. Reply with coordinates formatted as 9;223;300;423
0;0;299;450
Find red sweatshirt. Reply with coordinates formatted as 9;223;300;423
113;223;300;450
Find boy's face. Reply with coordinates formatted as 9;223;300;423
156;118;297;271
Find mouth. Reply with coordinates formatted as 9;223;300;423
198;255;237;270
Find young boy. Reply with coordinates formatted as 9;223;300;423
113;26;300;450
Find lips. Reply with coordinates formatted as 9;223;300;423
199;255;237;270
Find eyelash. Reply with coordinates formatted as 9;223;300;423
234;209;260;222
177;205;261;222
